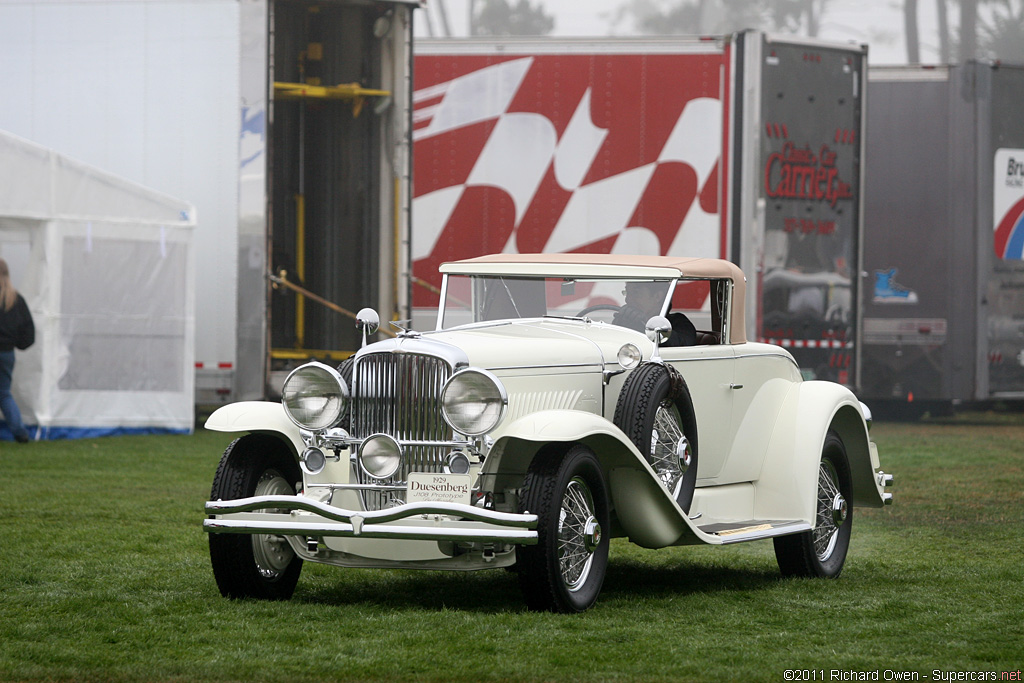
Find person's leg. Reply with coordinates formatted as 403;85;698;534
0;350;29;442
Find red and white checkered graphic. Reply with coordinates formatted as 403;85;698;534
412;52;729;306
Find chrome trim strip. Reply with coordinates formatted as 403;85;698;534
307;483;407;492
203;518;538;544
205;495;538;528
485;362;603;372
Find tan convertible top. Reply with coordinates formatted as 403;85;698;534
445;252;743;279
441;253;747;343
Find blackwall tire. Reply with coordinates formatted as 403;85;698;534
613;362;699;513
773;430;853;578
517;444;610;613
208;434;303;600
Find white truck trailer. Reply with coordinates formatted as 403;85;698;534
863;62;1024;414
0;0;419;407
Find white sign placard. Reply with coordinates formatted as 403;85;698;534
406;473;472;505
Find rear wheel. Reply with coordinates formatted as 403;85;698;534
208;434;304;599
517;444;610;613
773;431;853;578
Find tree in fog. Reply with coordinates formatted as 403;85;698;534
977;0;1024;61
907;0;969;62
931;0;1024;63
611;0;831;37
471;0;554;36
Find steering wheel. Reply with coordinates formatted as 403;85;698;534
576;304;621;318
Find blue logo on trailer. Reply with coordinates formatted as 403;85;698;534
995;197;1024;260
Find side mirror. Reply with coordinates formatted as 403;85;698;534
645;315;671;364
356;308;380;347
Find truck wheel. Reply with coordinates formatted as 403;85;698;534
773;430;852;578
517;444;610;613
208;434;303;600
613;362;699;513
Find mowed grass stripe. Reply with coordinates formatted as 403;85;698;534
1;415;1021;682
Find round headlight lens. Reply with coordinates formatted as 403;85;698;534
441;368;507;437
359;434;402;480
281;362;348;431
617;343;642;369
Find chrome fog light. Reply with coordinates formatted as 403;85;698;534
441;368;507;436
301;447;327;475
445;451;471;475
281;362;348;431
359;434;402;480
617;343;642;369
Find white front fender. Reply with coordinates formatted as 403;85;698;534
486;409;714;549
204;401;305;457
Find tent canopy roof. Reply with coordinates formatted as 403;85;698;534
0;129;195;226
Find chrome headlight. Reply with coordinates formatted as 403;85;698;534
281;361;348;431
441;368;507;437
359;434;402;480
617;343;642;369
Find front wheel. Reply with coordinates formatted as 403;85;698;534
773;430;853;578
517;444;610;613
208;434;304;600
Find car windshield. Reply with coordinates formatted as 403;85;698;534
437;275;724;337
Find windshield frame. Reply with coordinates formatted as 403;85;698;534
435;273;681;331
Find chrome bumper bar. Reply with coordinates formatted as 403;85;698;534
204;495;539;545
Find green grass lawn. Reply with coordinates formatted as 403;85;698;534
1;414;1022;682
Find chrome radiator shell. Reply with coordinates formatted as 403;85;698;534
350;337;467;510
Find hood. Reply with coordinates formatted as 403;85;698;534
360;319;653;372
431;319;654;371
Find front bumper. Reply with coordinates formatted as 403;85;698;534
204;496;539;545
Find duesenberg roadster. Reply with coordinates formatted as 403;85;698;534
204;254;893;612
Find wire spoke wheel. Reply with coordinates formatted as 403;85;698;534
558;477;599;591
209;435;304;600
251;469;297;579
518;444;610;613
773;430;852;578
614;363;698;512
650;401;689;498
812;459;845;561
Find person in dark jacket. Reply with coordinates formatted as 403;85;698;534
0;258;34;443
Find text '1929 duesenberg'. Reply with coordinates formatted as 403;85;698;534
204;254;893;612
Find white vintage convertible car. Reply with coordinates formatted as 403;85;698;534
204;254;893;613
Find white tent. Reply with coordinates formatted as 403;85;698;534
0;130;196;439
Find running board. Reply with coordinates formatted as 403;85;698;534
698;520;811;544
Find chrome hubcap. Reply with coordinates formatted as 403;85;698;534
583;517;602;554
831;493;848;526
251;469;296;579
558;477;599;592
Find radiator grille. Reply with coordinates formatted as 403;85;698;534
352;352;454;510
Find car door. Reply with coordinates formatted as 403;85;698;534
663;344;736;483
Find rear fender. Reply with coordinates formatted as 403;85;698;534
205;401;304;459
755;382;883;524
484;409;705;548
